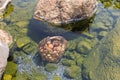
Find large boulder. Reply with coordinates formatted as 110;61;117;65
34;0;98;24
83;18;120;80
0;29;12;79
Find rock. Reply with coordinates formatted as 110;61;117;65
15;21;29;28
53;75;61;80
0;29;12;45
45;63;58;72
4;61;17;76
0;29;12;80
0;0;11;11
62;59;76;66
16;37;31;48
38;36;68;62
34;0;98;24
64;65;82;79
3;74;12;80
83;18;120;80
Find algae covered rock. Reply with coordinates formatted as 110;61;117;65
45;63;58;72
53;75;61;80
4;61;17;76
83;18;120;80
16;37;31;48
64;65;82;79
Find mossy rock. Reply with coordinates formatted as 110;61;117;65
83;18;120;80
12;77;16;80
3;74;12;80
68;40;77;50
62;59;76;66
45;63;58;72
22;42;37;55
64;65;82;79
53;75;61;80
4;62;17;76
16;37;31;48
15;21;29;28
77;38;98;54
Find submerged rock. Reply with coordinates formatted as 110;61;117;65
83;18;120;80
38;36;68;62
34;0;98;24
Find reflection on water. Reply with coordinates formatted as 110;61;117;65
1;0;120;80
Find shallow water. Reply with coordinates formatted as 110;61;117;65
1;0;120;80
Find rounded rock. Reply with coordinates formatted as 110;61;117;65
38;36;68;62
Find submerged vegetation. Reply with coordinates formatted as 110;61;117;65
0;0;120;80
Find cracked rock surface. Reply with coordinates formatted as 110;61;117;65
34;0;98;24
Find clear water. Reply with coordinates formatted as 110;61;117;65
1;0;120;80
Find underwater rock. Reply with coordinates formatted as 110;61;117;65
64;65;82;79
16;37;31;48
0;0;11;11
4;61;17;77
34;0;98;24
83;18;120;80
53;75;61;80
38;36;68;62
45;63;58;72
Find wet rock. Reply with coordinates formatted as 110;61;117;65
53;75;61;80
15;21;29;28
3;74;12;80
64;65;82;79
62;59;76;67
83;18;120;80
77;38;98;54
0;0;11;11
38;36;68;62
34;0;98;24
0;29;12;80
16;37;31;48
4;61;17;77
45;63;58;72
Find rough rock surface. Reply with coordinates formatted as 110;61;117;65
38;36;68;62
34;0;98;24
83;18;120;80
0;29;12;80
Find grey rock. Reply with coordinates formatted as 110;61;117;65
34;0;98;24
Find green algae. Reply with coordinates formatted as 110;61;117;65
64;65;82;79
45;63;58;72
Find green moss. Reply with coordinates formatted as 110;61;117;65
15;21;29;28
45;63;58;72
12;77;16;80
22;42;37;55
114;1;120;9
68;40;77;50
53;75;61;80
3;74;12;80
4;62;17;76
98;31;108;37
3;3;14;18
16;37;31;48
62;59;76;66
64;65;82;79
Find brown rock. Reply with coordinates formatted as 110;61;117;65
38;36;68;62
34;0;98;24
